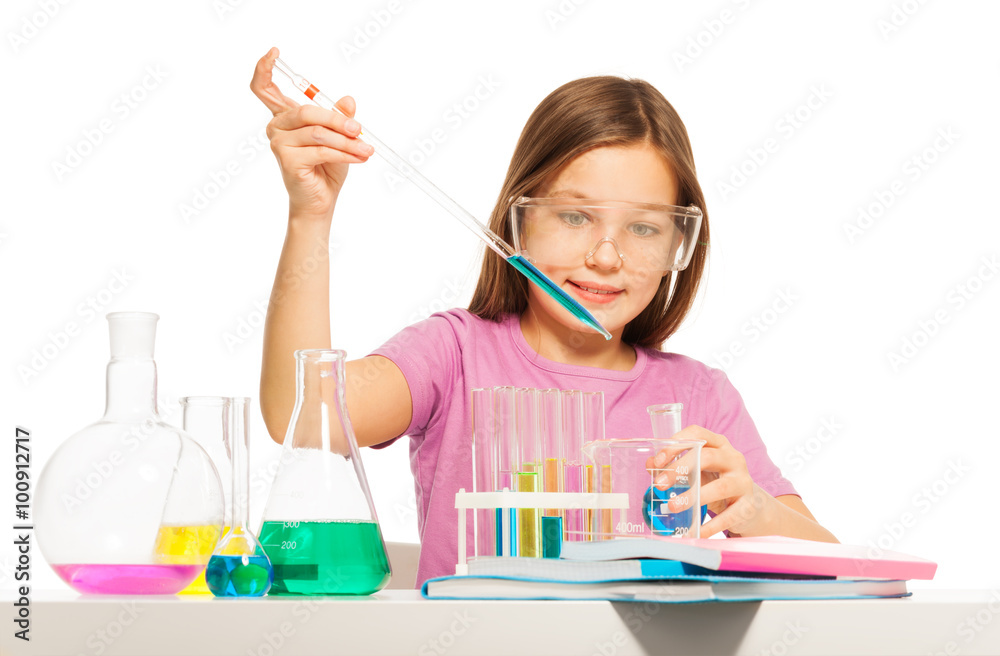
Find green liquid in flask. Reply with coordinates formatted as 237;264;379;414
259;520;390;595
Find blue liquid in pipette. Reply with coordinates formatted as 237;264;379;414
507;255;611;340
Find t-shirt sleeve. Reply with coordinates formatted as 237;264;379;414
692;365;798;498
365;310;468;449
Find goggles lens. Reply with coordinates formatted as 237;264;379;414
510;197;703;273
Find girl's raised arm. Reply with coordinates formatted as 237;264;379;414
250;48;411;448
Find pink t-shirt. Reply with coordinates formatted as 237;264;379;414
369;309;797;587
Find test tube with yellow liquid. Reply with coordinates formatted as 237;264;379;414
514;388;541;558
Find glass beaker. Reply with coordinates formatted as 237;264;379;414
259;349;391;595
35;312;225;595
203;397;273;597
581;437;704;540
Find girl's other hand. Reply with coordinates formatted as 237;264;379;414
250;47;374;221
648;425;779;538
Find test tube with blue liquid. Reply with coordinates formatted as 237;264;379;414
495;387;518;556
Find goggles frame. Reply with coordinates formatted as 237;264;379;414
509;196;703;273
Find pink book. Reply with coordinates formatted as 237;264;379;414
560;535;937;580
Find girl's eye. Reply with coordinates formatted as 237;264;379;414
630;223;660;237
558;211;590;227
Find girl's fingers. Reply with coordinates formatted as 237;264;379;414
270;104;365;140
251;47;301;115
699;508;737;539
334;95;357;119
282;145;370;169
275;125;374;159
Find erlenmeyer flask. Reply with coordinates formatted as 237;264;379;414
259;349;391;595
35;312;225;594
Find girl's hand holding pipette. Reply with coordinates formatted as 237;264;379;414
250;47;374;220
649;426;838;542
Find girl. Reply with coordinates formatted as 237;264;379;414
250;47;837;587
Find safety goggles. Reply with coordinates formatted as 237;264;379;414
510;197;703;273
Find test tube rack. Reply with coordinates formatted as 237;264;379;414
453;489;629;575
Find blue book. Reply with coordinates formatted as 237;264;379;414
421;555;908;602
421;574;909;603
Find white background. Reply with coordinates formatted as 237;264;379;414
1;0;997;595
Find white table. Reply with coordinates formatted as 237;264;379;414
3;589;999;655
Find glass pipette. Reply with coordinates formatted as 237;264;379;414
272;57;612;341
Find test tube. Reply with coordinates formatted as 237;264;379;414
648;403;683;440
561;390;585;541
495;386;517;557
538;389;563;518
515;388;541;558
471;388;496;558
580;391;604;541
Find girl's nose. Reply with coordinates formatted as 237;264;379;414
585;237;626;269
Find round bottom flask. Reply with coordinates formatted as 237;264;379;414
35;313;225;595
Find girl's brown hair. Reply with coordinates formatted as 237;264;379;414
467;76;709;349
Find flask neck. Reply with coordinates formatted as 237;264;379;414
102;312;161;422
290;350;353;456
103;357;159;421
229;399;251;531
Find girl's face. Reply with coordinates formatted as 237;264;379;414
525;143;680;339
